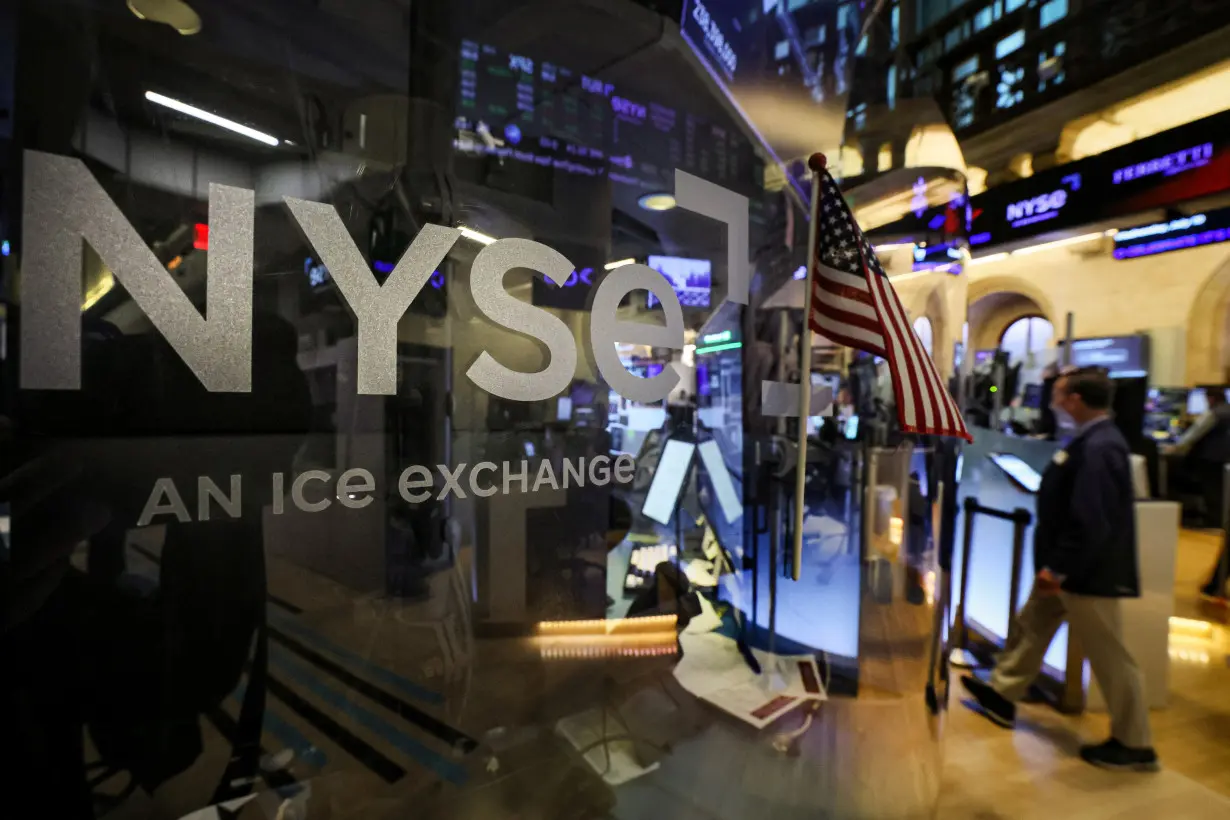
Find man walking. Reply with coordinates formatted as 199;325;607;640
961;367;1159;771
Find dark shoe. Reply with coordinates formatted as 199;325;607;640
1079;738;1160;772
959;675;1015;729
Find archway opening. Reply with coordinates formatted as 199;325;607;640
1186;254;1230;385
968;290;1054;403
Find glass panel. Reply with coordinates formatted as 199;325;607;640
2;2;955;818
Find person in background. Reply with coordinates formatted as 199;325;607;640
961;367;1158;771
1035;362;1060;440
1164;387;1230;598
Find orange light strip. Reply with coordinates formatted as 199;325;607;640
536;614;677;636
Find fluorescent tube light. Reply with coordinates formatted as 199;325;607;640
458;226;497;245
144;91;279;146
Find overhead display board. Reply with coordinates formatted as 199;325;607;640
679;0;859;168
1113;207;1230;260
454;39;758;197
871;109;1230;252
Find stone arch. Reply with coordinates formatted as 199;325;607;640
1186;254;1230;384
965;275;1057;325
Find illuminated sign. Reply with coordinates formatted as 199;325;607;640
689;0;738;80
611;96;647;121
1112;143;1213;185
1113;207;1230;260
1004;174;1080;229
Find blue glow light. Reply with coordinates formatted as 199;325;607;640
0;240;8;257
793;265;807;280
1113;228;1230;260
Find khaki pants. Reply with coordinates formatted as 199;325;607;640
991;586;1152;748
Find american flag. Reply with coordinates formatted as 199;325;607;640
808;170;971;441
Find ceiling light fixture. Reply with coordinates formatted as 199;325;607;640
637;193;677;211
144;91;279;146
458;226;497;245
604;258;636;270
128;0;201;35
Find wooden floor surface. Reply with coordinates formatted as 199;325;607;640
938;528;1230;818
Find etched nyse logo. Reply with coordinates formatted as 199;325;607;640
20;151;750;407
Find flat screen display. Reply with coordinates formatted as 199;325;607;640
642;439;696;525
646;256;712;309
698;439;742;524
1144;387;1189;442
988;452;1043;494
556;396;573;421
453;39;759;197
1068;336;1149;378
1113;207;1230;260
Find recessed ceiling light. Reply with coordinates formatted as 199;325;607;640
128;0;202;36
638;193;677;212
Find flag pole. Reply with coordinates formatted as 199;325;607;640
791;153;827;582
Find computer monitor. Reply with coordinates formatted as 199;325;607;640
1022;383;1044;409
645;256;711;309
1144;387;1189;443
988;452;1042;494
1187;387;1230;416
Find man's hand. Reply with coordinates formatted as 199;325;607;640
1035;568;1063;596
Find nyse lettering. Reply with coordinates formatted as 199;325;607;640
19;150;686;404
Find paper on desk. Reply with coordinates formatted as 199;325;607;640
674;633;826;728
702;682;802;729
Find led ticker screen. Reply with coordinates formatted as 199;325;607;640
646;255;712;309
968;167;1087;248
454;40;758;197
1113;208;1230;260
963;108;1230;250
